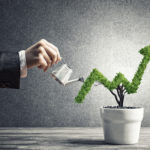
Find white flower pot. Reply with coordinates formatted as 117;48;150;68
100;107;144;144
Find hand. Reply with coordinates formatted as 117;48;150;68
25;39;61;72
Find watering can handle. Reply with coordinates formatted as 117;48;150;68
60;57;72;68
61;57;66;64
52;57;67;68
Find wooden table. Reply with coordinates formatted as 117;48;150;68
0;127;149;150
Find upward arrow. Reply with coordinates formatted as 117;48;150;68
75;45;150;103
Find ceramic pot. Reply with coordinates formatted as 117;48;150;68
100;107;144;144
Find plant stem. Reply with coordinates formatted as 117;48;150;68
109;90;120;106
110;84;125;107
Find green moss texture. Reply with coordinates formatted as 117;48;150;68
75;45;150;103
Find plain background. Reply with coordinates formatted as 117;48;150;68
0;0;150;127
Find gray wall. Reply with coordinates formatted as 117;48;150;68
0;0;150;127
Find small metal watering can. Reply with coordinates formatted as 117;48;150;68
51;62;84;86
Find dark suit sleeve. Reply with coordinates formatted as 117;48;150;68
0;52;20;89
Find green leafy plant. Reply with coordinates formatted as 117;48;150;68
75;45;150;107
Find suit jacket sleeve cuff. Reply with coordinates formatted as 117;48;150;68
19;50;27;78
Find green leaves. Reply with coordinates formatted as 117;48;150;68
140;45;150;58
75;45;150;103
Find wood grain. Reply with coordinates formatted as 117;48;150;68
0;127;149;150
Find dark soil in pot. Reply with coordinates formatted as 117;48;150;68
103;106;141;109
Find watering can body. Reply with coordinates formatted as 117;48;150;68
51;64;84;86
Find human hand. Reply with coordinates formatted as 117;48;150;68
25;39;61;72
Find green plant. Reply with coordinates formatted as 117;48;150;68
75;45;150;107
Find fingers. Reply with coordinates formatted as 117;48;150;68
43;40;61;63
44;44;57;65
38;46;52;71
26;39;61;71
38;53;48;72
37;39;61;65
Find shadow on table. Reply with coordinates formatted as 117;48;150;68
66;139;107;146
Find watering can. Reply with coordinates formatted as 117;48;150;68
51;61;84;86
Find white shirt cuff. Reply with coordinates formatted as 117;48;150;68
18;50;27;78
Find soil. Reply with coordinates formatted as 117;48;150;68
103;106;141;109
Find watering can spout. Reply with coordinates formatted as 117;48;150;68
65;77;84;85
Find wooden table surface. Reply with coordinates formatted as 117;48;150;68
0;127;149;150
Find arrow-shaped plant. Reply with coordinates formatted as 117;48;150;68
75;45;150;107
